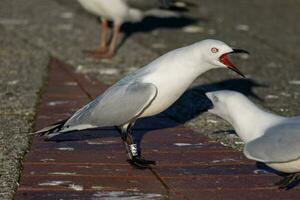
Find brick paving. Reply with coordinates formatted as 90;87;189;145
15;59;300;199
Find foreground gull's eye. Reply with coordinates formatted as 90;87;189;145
211;47;219;53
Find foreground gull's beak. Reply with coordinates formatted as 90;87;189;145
219;48;249;78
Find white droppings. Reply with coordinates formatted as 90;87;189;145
289;80;300;85
77;166;92;169
115;169;126;172
254;169;269;174
220;142;229;147
211;158;236;163
87;140;116;145
91;186;106;190
174;143;192;147
91;191;163;200
235;24;250;31
238;53;249;60
106;156;114;159
266;95;279;99
76;65;84;71
48;100;69;106
207;119;218;124
174;143;202;147
182;25;205;33
126;188;140;192
69;184;84;191
65;81;78;86
234;141;245;145
60;12;74;19
49;172;77;175
174;1;186;8
280;108;288;112
38;181;71;186
40;158;55;162
7;80;19;85
57;147;74;151
99;68;119;75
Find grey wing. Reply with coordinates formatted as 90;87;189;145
244;123;300;163
126;0;172;10
62;82;157;132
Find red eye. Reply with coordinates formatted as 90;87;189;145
211;47;219;53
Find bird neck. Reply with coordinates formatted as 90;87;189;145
160;44;215;78
227;98;285;143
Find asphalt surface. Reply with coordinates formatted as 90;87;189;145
1;0;300;199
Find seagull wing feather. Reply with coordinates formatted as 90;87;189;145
62;82;157;132
244;123;300;163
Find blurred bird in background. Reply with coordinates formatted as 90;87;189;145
77;0;191;59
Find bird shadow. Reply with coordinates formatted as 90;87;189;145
256;162;300;190
45;114;178;142
256;162;286;176
163;78;266;123
46;128;120;142
46;78;264;159
118;15;200;49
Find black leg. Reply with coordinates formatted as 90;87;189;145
118;123;156;169
276;173;300;190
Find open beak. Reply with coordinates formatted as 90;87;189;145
219;48;249;78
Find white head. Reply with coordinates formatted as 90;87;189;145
205;90;250;121
205;90;285;142
195;39;249;77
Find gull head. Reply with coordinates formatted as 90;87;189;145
205;90;247;120
198;39;249;77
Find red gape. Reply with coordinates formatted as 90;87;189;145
219;53;234;68
219;53;245;77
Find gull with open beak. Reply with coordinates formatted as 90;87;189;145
206;90;300;189
34;39;249;168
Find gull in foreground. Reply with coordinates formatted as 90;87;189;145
78;0;187;59
35;39;248;168
206;90;300;189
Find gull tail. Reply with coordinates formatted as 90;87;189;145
28;119;68;137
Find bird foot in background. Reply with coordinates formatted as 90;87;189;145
127;156;156;169
92;51;115;59
276;173;300;190
82;48;109;58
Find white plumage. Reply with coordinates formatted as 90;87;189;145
206;90;300;189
